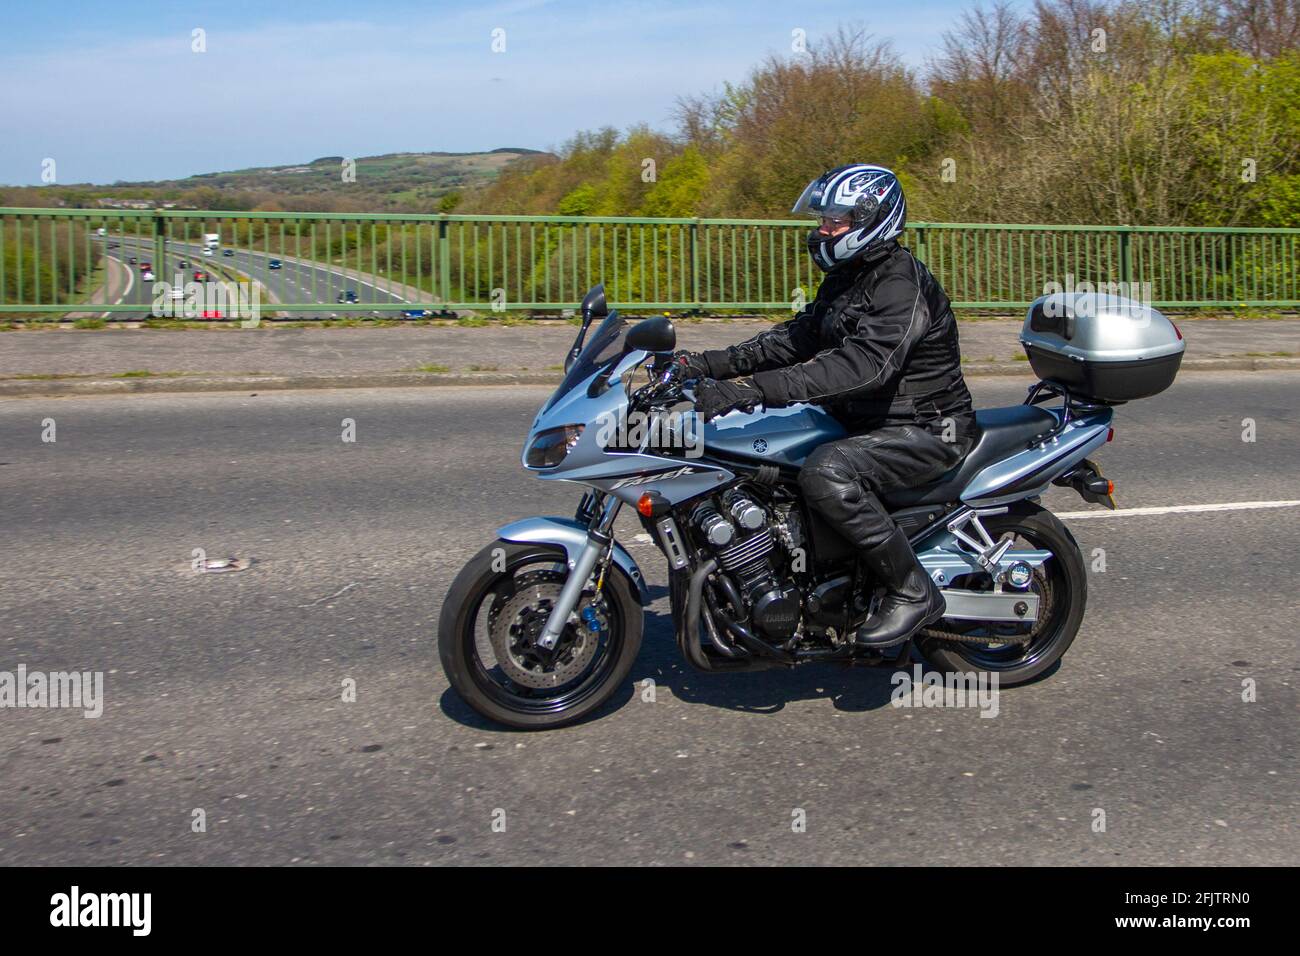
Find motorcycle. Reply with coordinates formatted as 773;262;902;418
439;284;1183;729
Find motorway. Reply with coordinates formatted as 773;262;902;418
100;235;414;319
0;372;1296;865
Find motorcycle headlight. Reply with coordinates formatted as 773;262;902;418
525;424;585;469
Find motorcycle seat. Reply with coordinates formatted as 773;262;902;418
883;405;1059;508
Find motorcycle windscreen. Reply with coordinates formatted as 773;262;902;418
545;312;630;411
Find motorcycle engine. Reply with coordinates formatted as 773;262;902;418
691;489;802;641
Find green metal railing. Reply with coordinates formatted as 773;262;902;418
1;208;1297;317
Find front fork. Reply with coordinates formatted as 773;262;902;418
535;494;622;650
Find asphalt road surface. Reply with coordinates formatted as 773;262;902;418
1;372;1296;865
103;236;411;319
99;239;235;319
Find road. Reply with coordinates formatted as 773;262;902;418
0;372;1296;865
100;236;414;319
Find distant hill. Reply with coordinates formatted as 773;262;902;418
0;148;551;213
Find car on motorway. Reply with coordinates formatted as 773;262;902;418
203;247;214;256
402;309;431;318
336;290;359;304
127;256;137;265
268;259;282;270
222;249;235;257
178;261;189;269
193;270;208;282
107;242;119;249
141;270;155;282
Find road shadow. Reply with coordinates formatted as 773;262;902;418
626;605;904;717
437;679;637;732
437;588;1049;730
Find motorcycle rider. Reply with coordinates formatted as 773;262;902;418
677;164;977;648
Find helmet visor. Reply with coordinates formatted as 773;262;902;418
791;178;859;224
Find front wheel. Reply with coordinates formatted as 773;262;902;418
916;502;1087;686
438;540;643;730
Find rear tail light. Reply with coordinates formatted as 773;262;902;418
1106;427;1114;442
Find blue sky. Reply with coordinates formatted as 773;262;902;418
0;0;1001;185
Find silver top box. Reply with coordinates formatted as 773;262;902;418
1021;292;1185;363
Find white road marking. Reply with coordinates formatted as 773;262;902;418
1057;500;1300;519
101;254;135;318
86;252;138;319
231;245;408;303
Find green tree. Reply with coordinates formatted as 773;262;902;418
639;148;711;217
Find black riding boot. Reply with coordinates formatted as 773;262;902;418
855;527;946;648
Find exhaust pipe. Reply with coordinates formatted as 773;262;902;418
677;559;756;670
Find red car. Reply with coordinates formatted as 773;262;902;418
193;270;207;282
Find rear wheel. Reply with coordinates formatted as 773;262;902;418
916;502;1086;686
438;540;643;730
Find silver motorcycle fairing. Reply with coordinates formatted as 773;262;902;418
961;408;1113;506
527;351;736;507
497;516;651;605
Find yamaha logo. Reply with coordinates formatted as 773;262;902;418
752;439;768;454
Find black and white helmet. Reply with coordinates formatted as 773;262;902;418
792;164;906;272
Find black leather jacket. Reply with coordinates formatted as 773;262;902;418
704;241;974;432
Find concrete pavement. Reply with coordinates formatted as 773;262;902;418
1;316;1298;398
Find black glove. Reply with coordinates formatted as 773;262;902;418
672;350;711;380
695;377;764;422
674;348;747;380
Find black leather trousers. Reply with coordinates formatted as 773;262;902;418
798;415;977;551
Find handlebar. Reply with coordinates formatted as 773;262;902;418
631;355;695;410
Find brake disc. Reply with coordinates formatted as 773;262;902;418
488;569;605;689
